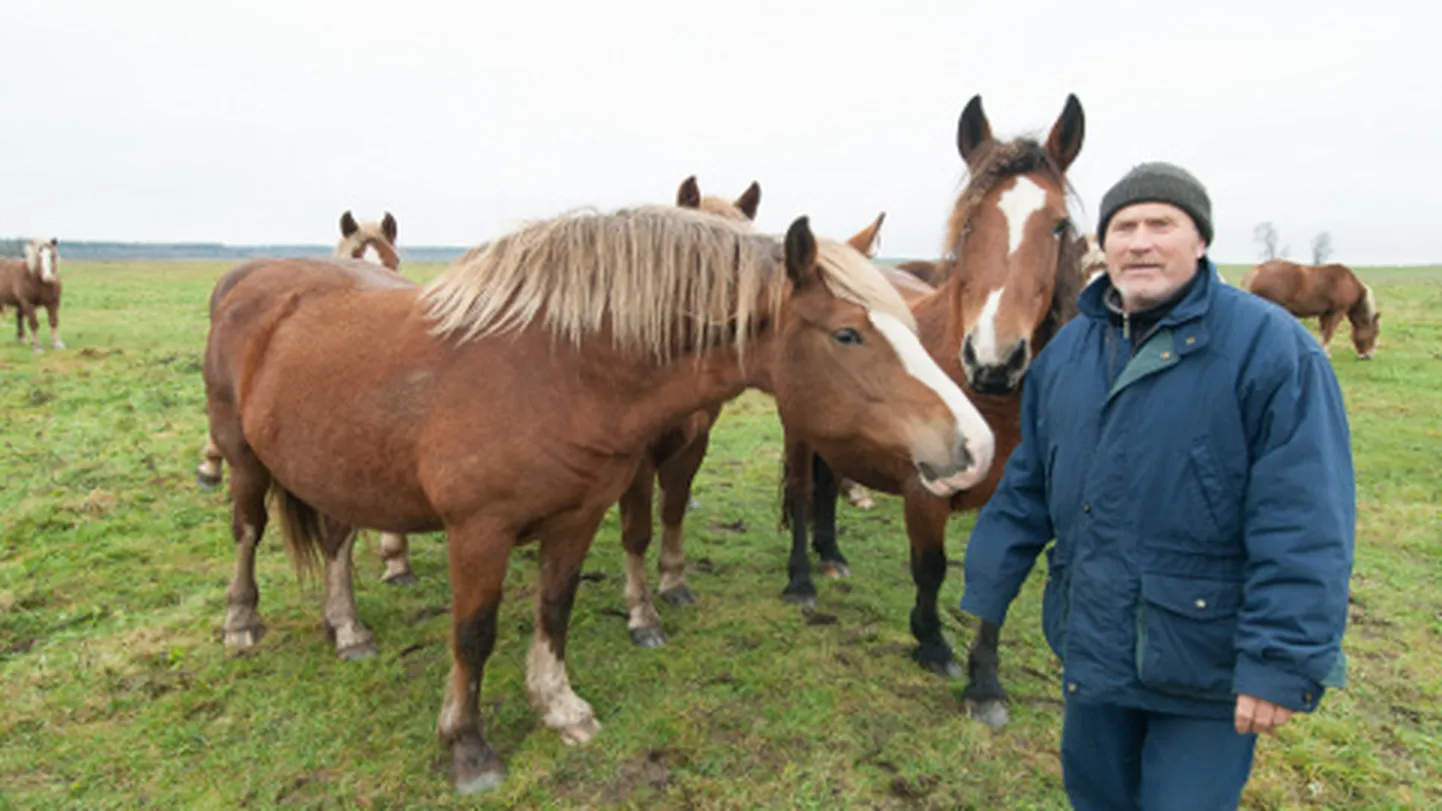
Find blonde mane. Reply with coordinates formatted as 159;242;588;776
1353;282;1378;321
422;205;914;360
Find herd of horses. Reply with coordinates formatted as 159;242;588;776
8;93;1385;795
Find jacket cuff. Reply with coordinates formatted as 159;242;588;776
959;589;1009;627
1233;654;1324;713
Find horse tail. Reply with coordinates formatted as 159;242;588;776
269;482;325;582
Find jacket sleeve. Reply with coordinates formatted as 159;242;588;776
959;359;1056;627
1234;346;1356;712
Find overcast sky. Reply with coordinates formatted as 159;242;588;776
2;0;1433;264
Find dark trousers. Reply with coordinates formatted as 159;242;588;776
1061;700;1257;811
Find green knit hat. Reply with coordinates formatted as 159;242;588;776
1097;161;1212;247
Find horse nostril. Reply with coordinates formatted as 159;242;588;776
954;438;974;471
917;461;939;482
961;334;978;368
1003;340;1029;375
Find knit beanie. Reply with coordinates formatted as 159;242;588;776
1097;162;1212;247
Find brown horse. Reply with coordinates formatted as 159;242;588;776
1241;259;1380;358
616;174;764;647
336;210;401;270
781;94;1088;730
202;204;994;793
0;238;64;351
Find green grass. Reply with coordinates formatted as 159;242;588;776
1;261;1438;809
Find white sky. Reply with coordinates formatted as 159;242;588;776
2;0;1433;264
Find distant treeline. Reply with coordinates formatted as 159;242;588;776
0;238;467;264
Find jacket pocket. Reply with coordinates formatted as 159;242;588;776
1041;561;1070;660
1187;441;1239;539
1135;573;1243;701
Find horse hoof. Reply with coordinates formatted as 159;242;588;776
337;640;378;661
781;592;816;612
223;626;265;648
558;716;601;747
630;626;668;648
819;562;851;579
967;699;1012;729
849;495;875;510
659;586;696;607
920;658;964;679
195;470;221;491
452;736;507;795
53;341;66;350
382;570;419;587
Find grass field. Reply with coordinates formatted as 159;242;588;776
1;260;1438;809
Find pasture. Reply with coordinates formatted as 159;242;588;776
1;259;1439;809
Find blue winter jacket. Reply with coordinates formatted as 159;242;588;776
959;261;1355;719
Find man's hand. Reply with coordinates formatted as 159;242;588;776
1235;694;1293;735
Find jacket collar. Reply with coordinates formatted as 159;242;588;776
1079;257;1216;330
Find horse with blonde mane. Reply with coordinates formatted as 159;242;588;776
1241;259;1380;358
0;238;65;351
781;94;1089;729
201;203;994;793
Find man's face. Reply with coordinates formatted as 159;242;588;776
1103;202;1207;311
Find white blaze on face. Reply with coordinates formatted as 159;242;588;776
968;287;1006;366
40;246;56;282
997;177;1048;256
362;242;384;265
868;311;996;488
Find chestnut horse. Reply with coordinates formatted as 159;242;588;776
0;238;65;351
1241;259;1380;358
202;205;995;793
616;174;763;647
782;94;1088;729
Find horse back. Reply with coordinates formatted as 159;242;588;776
882;264;937;305
1245;260;1362;316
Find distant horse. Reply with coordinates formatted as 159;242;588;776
782;94;1088;730
616;174;763;647
1079;232;1107;285
1241;259;1380;358
0;238;65;351
201;204;995;793
197;212;415;583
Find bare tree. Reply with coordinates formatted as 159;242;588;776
1253;222;1280;260
1312;232;1333;265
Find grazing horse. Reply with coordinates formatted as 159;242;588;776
1241;259;1380;358
201;205;995;793
781;94;1088;729
616;174;763;647
0;238;65;351
197;211;418;581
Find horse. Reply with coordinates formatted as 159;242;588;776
336;210;401;270
1241;259;1380;358
0;238;65;351
615;174;764;647
780;94;1088;730
201;204;995;794
1080;232;1107;285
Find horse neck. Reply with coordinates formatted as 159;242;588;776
593;340;761;451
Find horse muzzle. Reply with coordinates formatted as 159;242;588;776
915;430;994;498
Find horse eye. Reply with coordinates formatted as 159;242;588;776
834;327;863;346
1053;218;1071;236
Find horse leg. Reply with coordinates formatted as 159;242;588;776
963;619;1011;729
378;531;417;586
13;306;23;344
320;521;378;660
812;456;849;579
656;435;708;607
22;305;41;352
903;491;961;678
1318;311;1344;354
222;443;271;649
619;459;666;648
437;521;510;795
196;436;225;490
781;443;818;610
528;518;604;745
841;478;875;510
45;303;64;349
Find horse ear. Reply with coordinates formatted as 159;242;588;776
676;176;702;209
382;212;398;244
1046;93;1085;172
339;210;359;238
734;181;762;221
50;237;58;247
847;212;886;258
956;95;992;167
784;216;819;286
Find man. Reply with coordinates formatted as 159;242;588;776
958;162;1355;810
